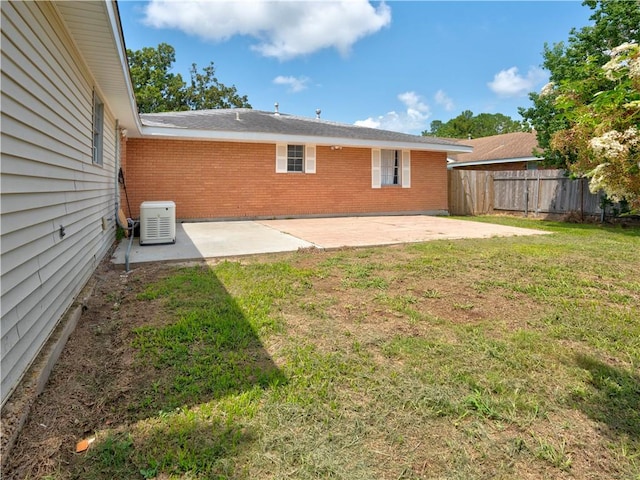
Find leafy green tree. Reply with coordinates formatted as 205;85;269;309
547;43;640;206
519;0;640;207
423;110;526;139
428;120;444;136
127;43;251;113
184;63;250;111
127;43;184;113
519;0;640;164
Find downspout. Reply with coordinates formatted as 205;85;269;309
115;120;120;226
115;121;134;271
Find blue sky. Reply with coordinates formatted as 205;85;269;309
118;1;593;134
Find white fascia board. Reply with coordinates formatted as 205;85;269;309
140;126;473;153
106;1;143;135
447;156;540;169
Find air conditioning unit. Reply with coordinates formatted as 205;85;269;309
139;201;176;245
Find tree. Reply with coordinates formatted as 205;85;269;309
519;1;640;206
184;63;250;111
422;110;526;139
127;43;184;113
127;43;251;113
546;43;640;206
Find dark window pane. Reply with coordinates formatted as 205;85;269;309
287;144;304;172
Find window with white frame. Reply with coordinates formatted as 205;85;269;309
92;90;104;166
371;148;410;189
381;149;401;185
275;143;316;174
287;144;304;172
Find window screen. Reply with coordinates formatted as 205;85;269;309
287;145;304;172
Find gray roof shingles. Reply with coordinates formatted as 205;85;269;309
140;108;468;149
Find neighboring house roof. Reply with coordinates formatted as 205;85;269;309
447;131;539;168
140;109;473;154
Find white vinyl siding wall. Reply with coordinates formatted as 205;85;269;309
1;1;118;405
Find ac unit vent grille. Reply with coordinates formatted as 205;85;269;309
145;217;172;240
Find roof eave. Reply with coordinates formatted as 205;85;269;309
105;1;143;135
448;156;541;169
140;126;473;153
55;1;142;136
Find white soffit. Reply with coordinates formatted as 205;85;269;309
54;1;141;134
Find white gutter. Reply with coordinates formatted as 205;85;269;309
140;126;473;154
448;156;540;169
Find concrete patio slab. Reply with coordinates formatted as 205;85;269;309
111;215;549;267
258;216;548;249
111;221;316;265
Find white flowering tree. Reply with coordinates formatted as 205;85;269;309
519;1;640;209
548;43;640;207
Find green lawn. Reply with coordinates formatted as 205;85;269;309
66;218;640;479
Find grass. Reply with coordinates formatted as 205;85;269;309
65;217;640;478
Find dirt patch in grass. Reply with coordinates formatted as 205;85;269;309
2;260;174;479
2;224;639;479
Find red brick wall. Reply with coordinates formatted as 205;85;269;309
124;138;448;220
452;162;528;171
451;162;552;171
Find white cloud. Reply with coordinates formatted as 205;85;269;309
273;75;310;93
434;89;454;111
354;91;431;134
143;0;391;61
488;66;547;97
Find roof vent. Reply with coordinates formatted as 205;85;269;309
274;102;280;116
236;111;240;121
316;108;321;119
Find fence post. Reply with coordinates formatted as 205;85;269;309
535;170;541;214
524;173;529;217
580;177;584;221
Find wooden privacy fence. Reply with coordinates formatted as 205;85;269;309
448;170;493;215
448;169;605;216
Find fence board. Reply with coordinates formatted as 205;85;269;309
448;170;493;215
449;169;606;216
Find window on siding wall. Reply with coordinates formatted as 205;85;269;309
381;149;401;185
288;144;304;172
92;91;104;165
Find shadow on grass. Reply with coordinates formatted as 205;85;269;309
86;416;254;479
130;264;287;413
573;353;640;441
83;264;286;478
550;221;640;237
464;215;640;237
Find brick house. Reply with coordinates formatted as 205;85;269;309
447;131;542;171
123;108;472;220
0;0;470;409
